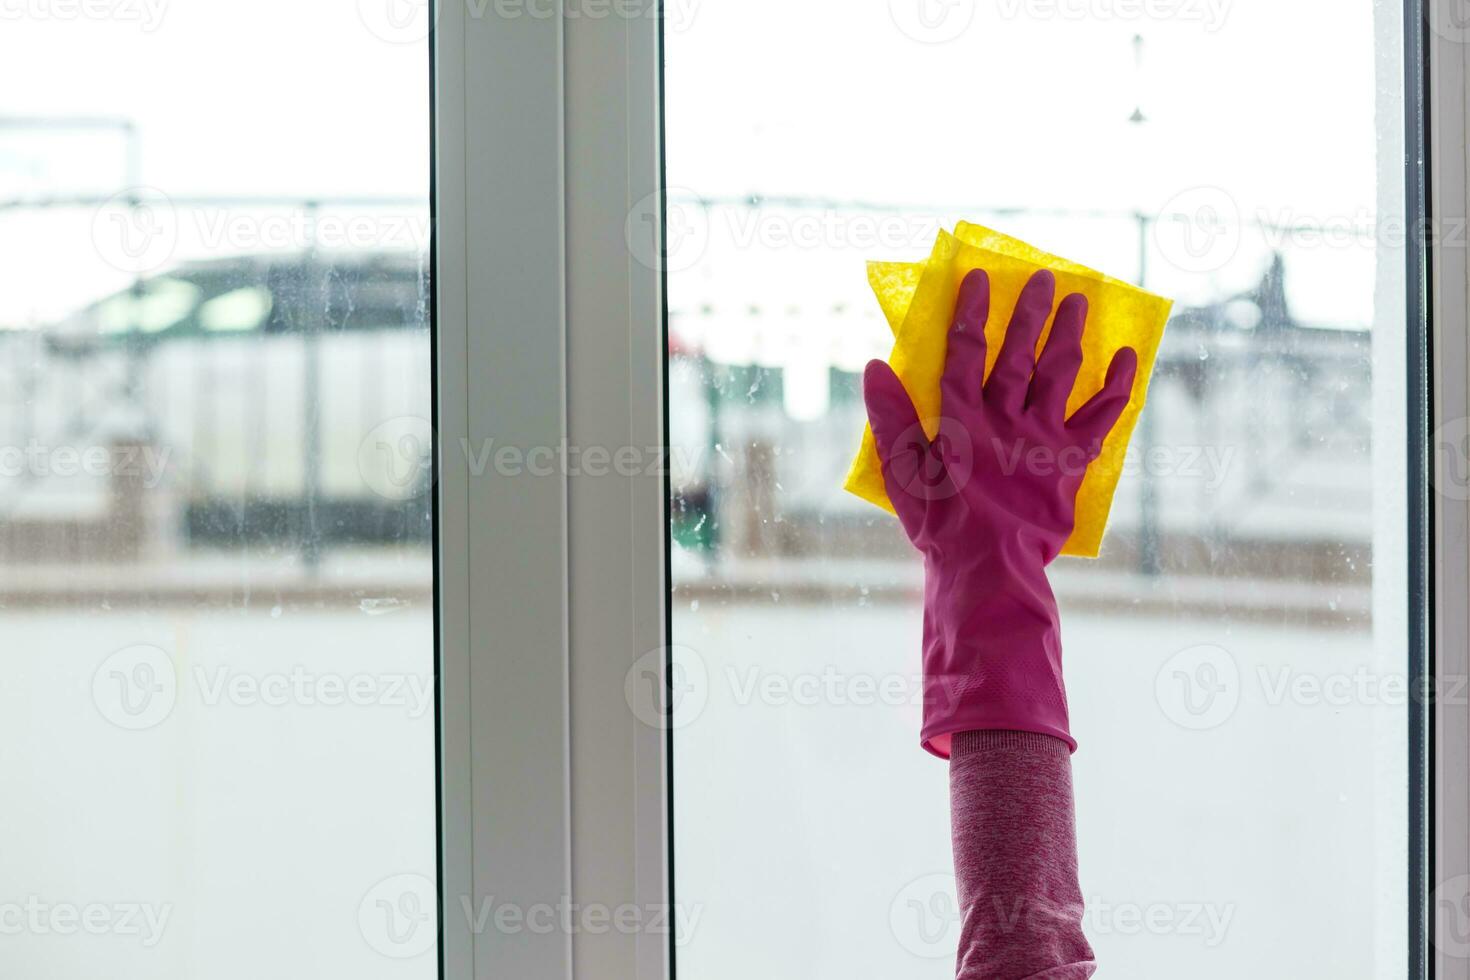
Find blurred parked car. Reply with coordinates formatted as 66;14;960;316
0;249;432;553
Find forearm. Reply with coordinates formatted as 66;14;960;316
949;730;1094;980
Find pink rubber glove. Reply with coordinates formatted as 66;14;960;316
863;268;1137;757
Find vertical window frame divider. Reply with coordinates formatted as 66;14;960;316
434;2;669;979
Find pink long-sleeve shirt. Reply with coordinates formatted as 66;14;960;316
950;729;1095;978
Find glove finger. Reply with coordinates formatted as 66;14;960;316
863;359;930;539
985;269;1055;414
1027;292;1087;421
1065;346;1138;458
939;269;990;425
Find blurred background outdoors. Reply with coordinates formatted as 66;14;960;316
0;1;1414;979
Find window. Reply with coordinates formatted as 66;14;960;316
0;6;435;978
665;3;1417;976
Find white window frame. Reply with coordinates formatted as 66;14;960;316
431;1;1459;977
434;2;668;978
1431;4;1470;978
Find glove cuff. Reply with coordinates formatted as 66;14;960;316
948;728;1073;761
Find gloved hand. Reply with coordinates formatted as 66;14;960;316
862;268;1137;757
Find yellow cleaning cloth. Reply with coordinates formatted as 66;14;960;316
845;222;1173;558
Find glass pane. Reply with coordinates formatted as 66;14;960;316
666;3;1408;977
0;7;435;978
